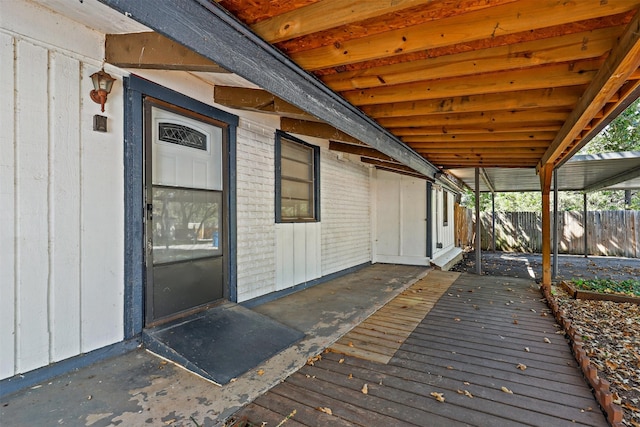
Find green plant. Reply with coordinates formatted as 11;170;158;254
571;278;640;297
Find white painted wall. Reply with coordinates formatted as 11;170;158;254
320;150;371;275
373;170;429;266
431;186;456;259
1;2;124;379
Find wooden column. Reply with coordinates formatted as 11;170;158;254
475;168;481;275
552;169;559;278
584;193;589;258
539;165;553;289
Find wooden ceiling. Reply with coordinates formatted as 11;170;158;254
105;0;640;179
213;0;640;174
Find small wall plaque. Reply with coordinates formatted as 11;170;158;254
93;115;107;132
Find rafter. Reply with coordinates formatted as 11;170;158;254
280;118;364;145
328;141;395;162
251;0;430;43
214;86;316;121
376;109;569;128
398;131;555;142
360;86;584;119
105;32;229;72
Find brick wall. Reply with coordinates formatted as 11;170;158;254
235;119;277;302
320;151;372;275
235;123;373;302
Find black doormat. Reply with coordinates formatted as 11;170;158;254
143;303;304;385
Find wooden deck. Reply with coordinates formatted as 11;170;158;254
231;272;609;426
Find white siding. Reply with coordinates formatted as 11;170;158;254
0;6;124;379
0;32;17;379
321;151;371;275
431;187;456;259
373;170;429;266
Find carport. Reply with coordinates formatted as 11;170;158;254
451;151;640;276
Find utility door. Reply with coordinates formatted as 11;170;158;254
145;100;225;325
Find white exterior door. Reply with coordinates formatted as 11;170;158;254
374;170;429;266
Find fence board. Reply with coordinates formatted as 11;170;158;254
454;206;639;258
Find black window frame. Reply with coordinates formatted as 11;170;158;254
443;190;449;227
275;131;321;223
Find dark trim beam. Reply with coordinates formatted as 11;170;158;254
97;0;440;178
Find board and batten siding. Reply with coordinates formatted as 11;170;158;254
373;170;429;266
431;187;456;259
0;21;124;379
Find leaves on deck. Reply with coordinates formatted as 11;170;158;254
501;386;513;394
316;407;332;415
430;392;445;403
361;383;368;394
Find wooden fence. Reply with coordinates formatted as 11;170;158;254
454;203;640;258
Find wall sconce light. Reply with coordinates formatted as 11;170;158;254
89;69;115;112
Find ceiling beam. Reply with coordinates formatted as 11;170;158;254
360;87;584;119
322;27;619;91
289;0;637;70
343;59;602;106
105;32;229;72
377;109;569;128
539;9;640;169
251;0;429;44
328;141;395;162
98;0;441;178
214;86;316;121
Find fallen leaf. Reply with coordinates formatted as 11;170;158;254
501;386;513;394
516;363;527;371
543;337;551;343
446;366;454;370
348;373;353;379
316;407;332;415
257;369;265;376
454;317;461;322
430;392;445;403
348;342;354;348
361;384;368;394
513;319;519;324
524;347;530;352
338;358;345;364
463;381;470;385
464;390;474;398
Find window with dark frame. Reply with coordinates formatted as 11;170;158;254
443;191;449;226
275;132;320;222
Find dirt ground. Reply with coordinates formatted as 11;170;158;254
450;251;639;283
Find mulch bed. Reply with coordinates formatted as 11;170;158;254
544;285;640;427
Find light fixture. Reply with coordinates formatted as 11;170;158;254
89;69;116;112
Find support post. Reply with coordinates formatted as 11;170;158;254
583;193;588;258
492;192;496;252
552;169;559;279
475;168;481;275
539;165;553;289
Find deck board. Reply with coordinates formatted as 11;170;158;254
230;272;609;426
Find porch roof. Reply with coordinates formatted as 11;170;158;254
36;0;640;187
